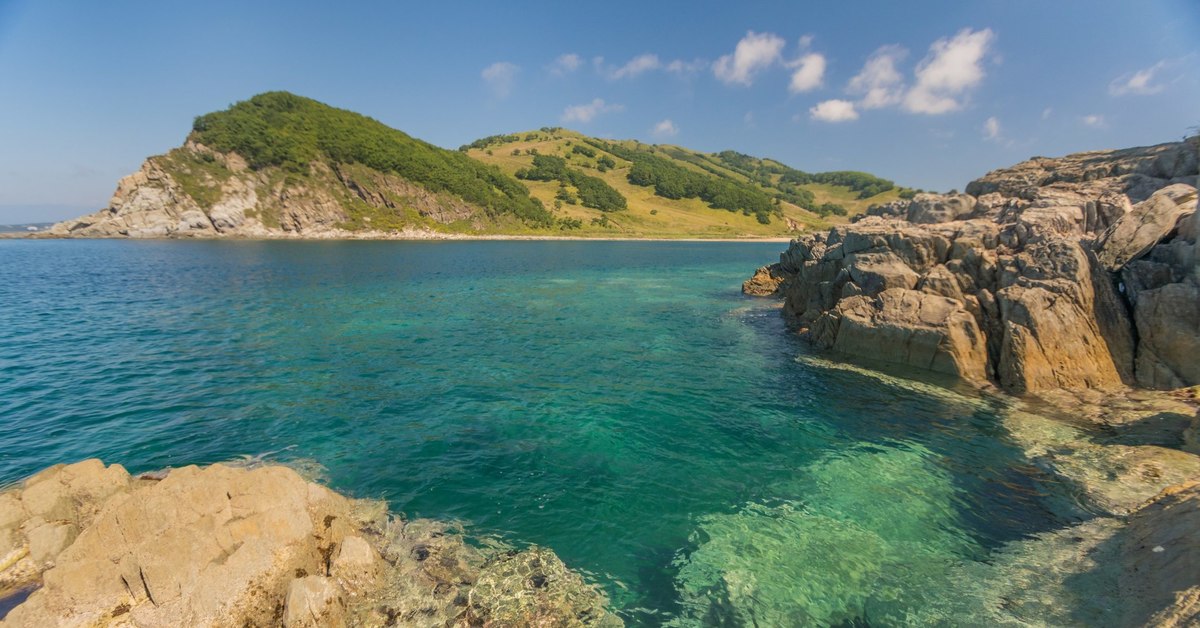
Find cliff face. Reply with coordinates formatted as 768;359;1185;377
746;140;1199;393
49;143;488;238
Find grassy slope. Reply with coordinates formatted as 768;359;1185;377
155;93;903;238
468;129;902;238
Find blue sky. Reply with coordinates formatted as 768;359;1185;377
0;0;1197;222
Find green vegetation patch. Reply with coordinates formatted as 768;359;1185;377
158;149;233;209
191;91;554;226
516;154;627;212
591;141;777;224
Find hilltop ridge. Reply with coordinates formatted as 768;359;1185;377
47;92;906;239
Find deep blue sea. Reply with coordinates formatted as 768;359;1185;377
0;240;1081;624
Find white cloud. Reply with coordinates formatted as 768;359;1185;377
903;28;995;114
983;116;1001;141
1109;60;1169;96
609;54;661;79
561;98;624;124
1082;114;1106;128
787;53;826;93
713;31;785;86
652;119;679;138
595;54;704;79
797;34;815;50
1041;107;1053;120
664;58;706;75
481;61;519;98
848;45;908;109
550;53;582;76
810;99;859;122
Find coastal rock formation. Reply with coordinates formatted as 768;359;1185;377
741;264;789;296
1118;481;1200;625
0;460;619;627
48;144;483;239
748;140;1199;392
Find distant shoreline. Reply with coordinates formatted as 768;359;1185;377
2;231;795;243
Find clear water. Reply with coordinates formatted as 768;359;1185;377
0;240;1080;624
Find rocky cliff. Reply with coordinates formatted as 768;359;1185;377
48;92;555;239
50;144;486;239
746;140;1199;393
0;460;619;627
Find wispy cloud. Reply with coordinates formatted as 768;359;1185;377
549;53;582;76
713;31;785;86
847;45;907;109
904;28;996;114
594;54;705;80
609;53;661;79
1082;114;1106;128
481;61;519;98
651;119;679;138
1108;60;1170;96
562;98;624;123
810;99;859;122
982;115;1019;147
787;52;826;93
664;58;706;74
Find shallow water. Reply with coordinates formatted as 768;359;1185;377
0;240;1087;624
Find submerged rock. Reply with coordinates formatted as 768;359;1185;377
748;140;1200;393
0;460;619;627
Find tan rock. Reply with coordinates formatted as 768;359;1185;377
0;493;26;530
819;289;988;381
24;523;76;566
283;576;346;628
905;192;977;224
331;535;382;594
741;263;789;296
0;460;620;627
1117;482;1200;626
995;240;1132;392
1135;281;1200;389
845;251;920;295
1095;183;1198;271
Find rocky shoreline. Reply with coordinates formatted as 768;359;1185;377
745;139;1200;625
0;461;619;627
745;140;1197;393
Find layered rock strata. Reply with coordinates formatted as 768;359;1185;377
0;460;619;627
747;141;1199;393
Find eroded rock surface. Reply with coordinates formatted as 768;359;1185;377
0;460;619;627
749;140;1200;392
48;143;485;239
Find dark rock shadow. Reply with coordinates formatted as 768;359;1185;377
1093;411;1195;449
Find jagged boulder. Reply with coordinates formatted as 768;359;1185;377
1095;184;1198;272
994;240;1134;392
742;263;789;296
812;288;989;381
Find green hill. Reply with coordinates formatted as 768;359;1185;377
55;92;911;239
463;128;911;237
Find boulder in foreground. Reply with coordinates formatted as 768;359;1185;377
0;459;620;627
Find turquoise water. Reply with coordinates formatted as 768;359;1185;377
0;240;1078;624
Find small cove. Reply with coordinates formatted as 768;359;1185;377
0;240;1102;624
